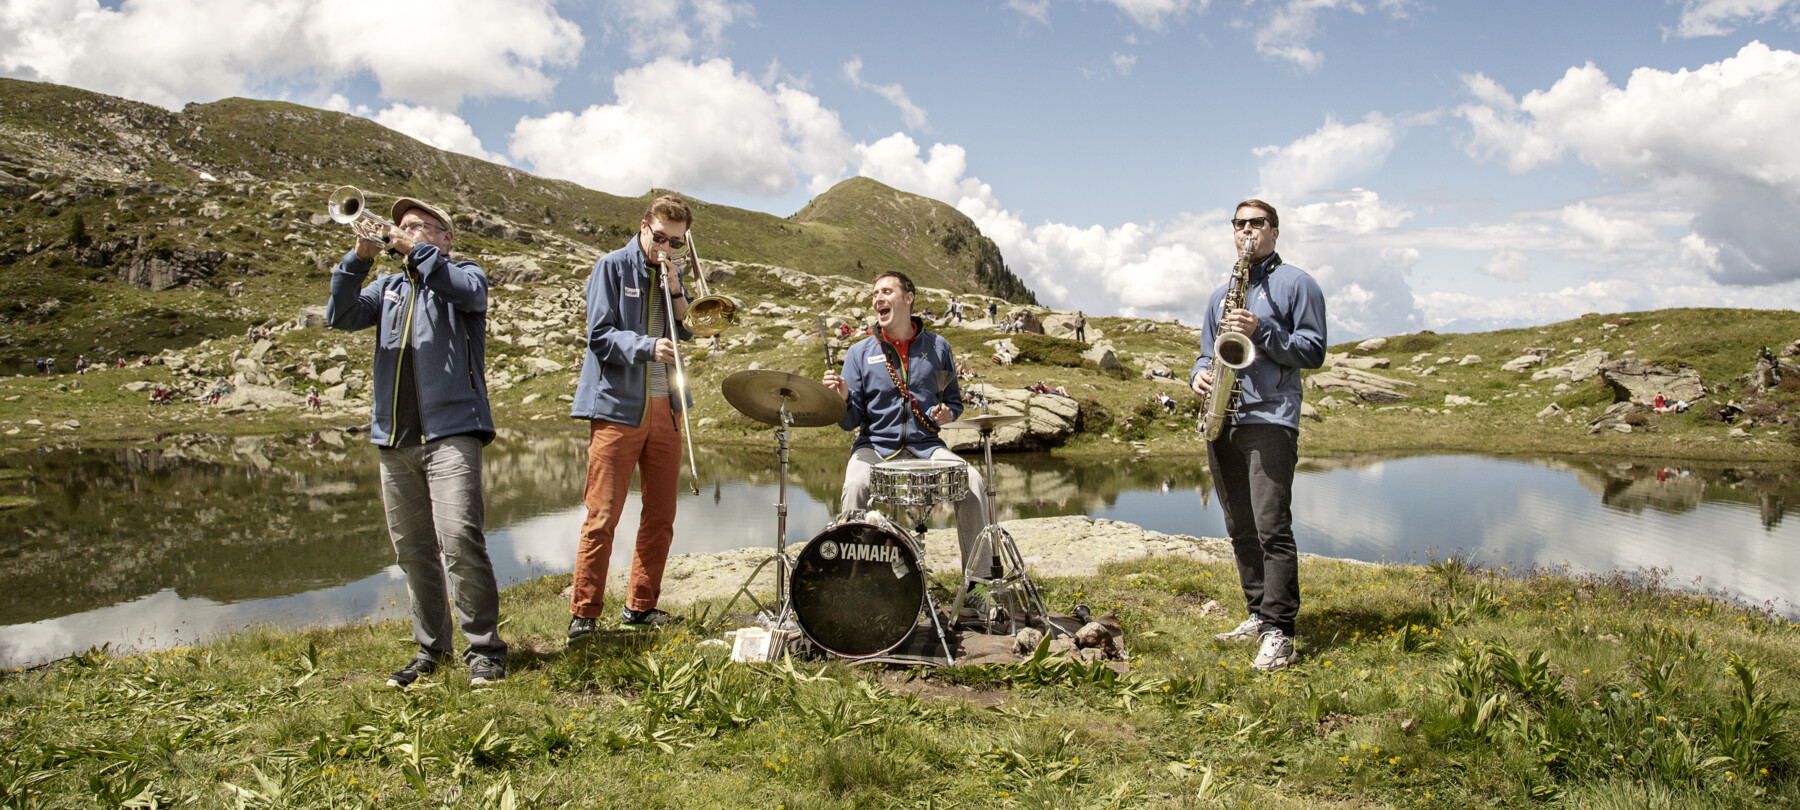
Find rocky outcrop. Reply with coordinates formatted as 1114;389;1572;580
1532;349;1613;382
943;387;1080;452
1040;312;1101;343
1598;359;1704;405
121;247;226;291
1305;367;1415;404
1354;337;1387;353
1326;352;1390;370
1588;401;1654;434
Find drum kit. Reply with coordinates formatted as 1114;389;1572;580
715;369;1055;665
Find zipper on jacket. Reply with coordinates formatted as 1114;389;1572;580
465;332;476;391
384;280;418;448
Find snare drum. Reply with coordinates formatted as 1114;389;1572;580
790;518;926;658
869;459;968;508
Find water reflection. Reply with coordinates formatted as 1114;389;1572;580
3;434;1798;667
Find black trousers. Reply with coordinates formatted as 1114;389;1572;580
1207;423;1300;637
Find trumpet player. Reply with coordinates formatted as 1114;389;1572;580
1188;199;1327;672
326;196;507;688
567;194;695;640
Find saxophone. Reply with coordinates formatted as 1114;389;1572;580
1197;234;1258;440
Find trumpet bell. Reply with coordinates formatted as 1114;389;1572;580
327;186;367;225
683;294;738;337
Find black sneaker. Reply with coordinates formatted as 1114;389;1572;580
620;607;684;627
567;616;598;641
468;656;506;686
386;654;445;688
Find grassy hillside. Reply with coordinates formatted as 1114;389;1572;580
0;77;1034;369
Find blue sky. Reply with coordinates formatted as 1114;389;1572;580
4;0;1799;340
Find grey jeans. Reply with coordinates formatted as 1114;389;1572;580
378;434;507;663
840;446;994;578
1207;423;1300;637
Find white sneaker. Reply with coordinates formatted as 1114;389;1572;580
1213;615;1266;642
1252;629;1296;671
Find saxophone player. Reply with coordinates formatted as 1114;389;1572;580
1189;199;1328;671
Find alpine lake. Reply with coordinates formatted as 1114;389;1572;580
4;429;1798;669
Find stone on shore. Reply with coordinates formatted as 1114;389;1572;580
574;515;1238;610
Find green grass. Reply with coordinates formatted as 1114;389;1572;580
4;557;1797;808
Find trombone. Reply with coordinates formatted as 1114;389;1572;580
658;230;738;495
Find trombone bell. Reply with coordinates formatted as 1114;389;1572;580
671;231;739;338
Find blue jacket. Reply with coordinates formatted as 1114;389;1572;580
327;243;494;446
838;320;964;457
570;239;693;425
1189;254;1328;431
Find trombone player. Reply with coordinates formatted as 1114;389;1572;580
567;194;695;640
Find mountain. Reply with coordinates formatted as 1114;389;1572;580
0;77;1035;365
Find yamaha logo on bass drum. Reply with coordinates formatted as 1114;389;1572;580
816;540;903;564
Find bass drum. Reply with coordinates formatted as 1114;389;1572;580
789;520;925;658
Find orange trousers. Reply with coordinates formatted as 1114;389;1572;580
572;399;681;618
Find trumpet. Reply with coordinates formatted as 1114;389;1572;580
666;230;738;337
326;185;398;250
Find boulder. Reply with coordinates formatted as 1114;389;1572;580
1354;337;1388;353
1304;367;1414;404
489;255;544;285
1535;403;1563;419
942;388;1079;452
1327;352;1390;370
218;383;305;411
1501;354;1547;372
1587;401;1654;434
1597;359;1704;405
1080;343;1121;372
1458;355;1482;366
1531;349;1613;382
523;357;565;376
1040;312;1100;342
1443;394;1476;406
293;305;328;329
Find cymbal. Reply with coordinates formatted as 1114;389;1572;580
721;370;846;428
940;412;1028;431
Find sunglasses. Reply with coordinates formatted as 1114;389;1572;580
1231;217;1274;230
646;228;687;250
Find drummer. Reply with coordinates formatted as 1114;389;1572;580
823;271;995;579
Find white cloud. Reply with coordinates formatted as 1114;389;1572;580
1668;0;1799;38
602;0;751;62
842;57;930;132
1253;113;1397;197
1456;42;1800;286
1005;0;1052;24
508;58;853;199
1477;249;1531;282
0;0;583;110
1245;0;1383;71
1103;0;1209;29
373;104;509;165
1558;202;1659;254
1112;52;1139;75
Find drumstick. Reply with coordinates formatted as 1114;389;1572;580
815;315;835;368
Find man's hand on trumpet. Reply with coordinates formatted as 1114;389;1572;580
351;219;389;261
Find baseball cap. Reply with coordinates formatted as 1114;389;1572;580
390;197;454;232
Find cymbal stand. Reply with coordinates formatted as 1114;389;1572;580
712;399;797;630
951;421;1052;635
